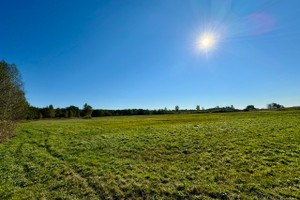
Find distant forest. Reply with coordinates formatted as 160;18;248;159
26;102;289;120
27;104;240;120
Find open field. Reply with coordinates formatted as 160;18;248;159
0;111;299;199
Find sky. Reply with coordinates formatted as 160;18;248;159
1;0;300;110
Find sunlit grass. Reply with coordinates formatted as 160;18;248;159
0;111;299;199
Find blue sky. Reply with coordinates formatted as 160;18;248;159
1;0;300;109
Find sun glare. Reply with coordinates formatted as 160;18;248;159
199;35;214;50
202;38;211;46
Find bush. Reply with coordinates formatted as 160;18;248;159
0;121;16;143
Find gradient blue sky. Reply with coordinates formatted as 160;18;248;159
1;0;300;109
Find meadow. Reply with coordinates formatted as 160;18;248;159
0;111;299;199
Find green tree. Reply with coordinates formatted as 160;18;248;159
26;105;41;119
175;106;179;112
66;106;80;118
64;110;69;118
196;105;200;111
49;105;55;118
267;103;284;109
76;110;80;117
69;110;74;118
0;60;26;120
0;60;26;142
83;103;93;118
55;108;63;118
245;105;256;111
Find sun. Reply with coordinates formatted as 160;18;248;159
202;38;211;46
199;35;214;49
196;30;220;55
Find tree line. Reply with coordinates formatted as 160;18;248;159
25;103;286;119
26;103;93;119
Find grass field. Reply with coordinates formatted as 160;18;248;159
0;111;299;199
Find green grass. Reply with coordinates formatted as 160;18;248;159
0;111;299;199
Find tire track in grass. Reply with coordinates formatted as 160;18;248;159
41;131;100;200
17;129;100;199
5;128;96;199
30;128;108;199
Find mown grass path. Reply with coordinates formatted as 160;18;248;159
0;111;299;199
